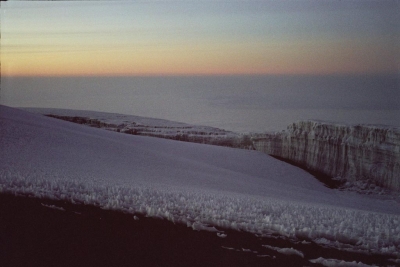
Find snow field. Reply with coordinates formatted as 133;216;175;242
309;257;379;267
1;105;400;259
262;245;304;258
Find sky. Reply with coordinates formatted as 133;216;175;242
1;0;400;76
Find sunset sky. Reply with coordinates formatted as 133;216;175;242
2;0;399;76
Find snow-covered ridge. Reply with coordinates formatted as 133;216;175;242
252;121;400;191
23;108;253;149
1;106;400;260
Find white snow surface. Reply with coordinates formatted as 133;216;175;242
309;257;378;267
21;107;195;127
262;245;304;258
1;105;400;257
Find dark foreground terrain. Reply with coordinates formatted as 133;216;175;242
0;194;395;267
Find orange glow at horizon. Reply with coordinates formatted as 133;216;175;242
3;39;396;77
3;1;398;78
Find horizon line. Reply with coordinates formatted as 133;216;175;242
3;72;398;79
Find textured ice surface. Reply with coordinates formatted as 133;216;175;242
309;257;378;267
252;121;400;191
262;245;304;258
1;105;400;258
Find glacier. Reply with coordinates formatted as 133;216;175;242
252;121;400;191
23;107;253;149
1;105;400;261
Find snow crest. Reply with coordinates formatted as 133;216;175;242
309;257;378;267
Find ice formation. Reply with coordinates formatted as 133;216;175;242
252;121;400;191
309;257;378;267
23;107;252;149
1;106;400;259
262;245;304;258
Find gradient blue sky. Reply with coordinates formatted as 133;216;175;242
2;0;399;76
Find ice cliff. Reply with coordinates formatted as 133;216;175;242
252;121;400;191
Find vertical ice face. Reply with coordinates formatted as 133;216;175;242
252;121;400;191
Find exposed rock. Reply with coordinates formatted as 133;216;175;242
252;121;400;191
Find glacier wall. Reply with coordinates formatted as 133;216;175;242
252;121;400;191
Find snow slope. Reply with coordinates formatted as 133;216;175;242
22;107;249;149
1;106;400;258
22;107;226;128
